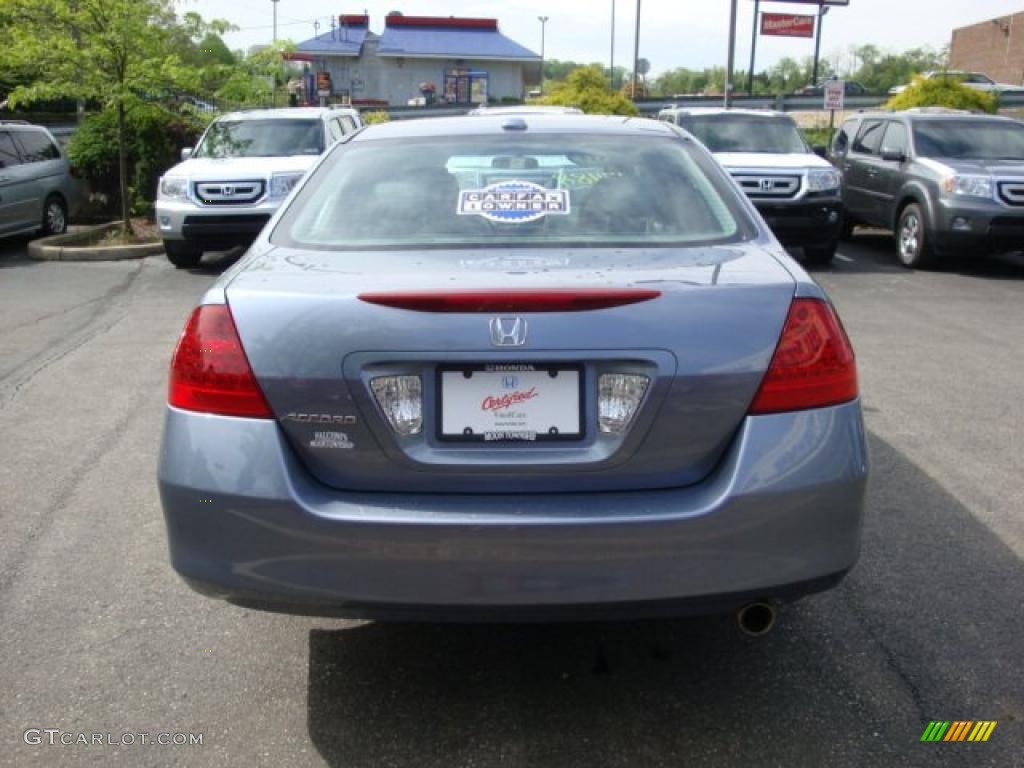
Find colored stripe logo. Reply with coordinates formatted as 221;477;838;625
921;721;997;742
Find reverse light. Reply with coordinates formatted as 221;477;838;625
806;168;842;192
371;376;423;436
168;305;272;418
158;176;188;200
358;289;662;313
749;298;858;415
942;174;993;199
598;374;649;433
268;172;305;199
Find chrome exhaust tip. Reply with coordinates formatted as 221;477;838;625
737;601;777;637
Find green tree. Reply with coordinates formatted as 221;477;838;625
886;74;997;113
537;65;638;116
215;41;296;109
0;0;211;230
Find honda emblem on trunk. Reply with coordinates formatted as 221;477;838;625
489;317;528;347
759;178;774;191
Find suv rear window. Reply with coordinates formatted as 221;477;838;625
678;114;807;154
13;130;60;162
195;119;324;158
272;135;748;250
912;119;1024;160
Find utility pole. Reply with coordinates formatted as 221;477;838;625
725;0;738;107
610;0;616;87
271;0;279;42
747;0;760;96
631;0;641;99
538;16;549;94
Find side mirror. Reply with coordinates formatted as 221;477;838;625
880;149;906;163
812;145;828;158
180;147;193;162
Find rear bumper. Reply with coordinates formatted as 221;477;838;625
157;400;868;620
754;196;843;247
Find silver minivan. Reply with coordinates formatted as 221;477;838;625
0;121;80;239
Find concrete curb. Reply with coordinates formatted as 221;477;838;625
28;222;164;262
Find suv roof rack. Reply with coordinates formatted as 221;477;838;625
899;107;972;114
0;119;31;125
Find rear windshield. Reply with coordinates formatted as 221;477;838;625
679;115;808;154
194;119;324;158
912;120;1024;160
271;134;749;250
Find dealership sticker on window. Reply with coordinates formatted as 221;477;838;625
457;181;570;223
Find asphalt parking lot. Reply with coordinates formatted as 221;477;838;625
0;234;1021;767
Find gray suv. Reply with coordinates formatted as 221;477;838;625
0;121;80;239
156;107;362;268
831;110;1024;268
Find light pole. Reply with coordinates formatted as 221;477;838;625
725;0;738;107
271;0;280;43
631;0;640;99
610;0;616;88
538;16;549;94
747;0;760;96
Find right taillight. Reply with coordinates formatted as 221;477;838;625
749;298;858;415
168;304;272;419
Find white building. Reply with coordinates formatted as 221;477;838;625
293;14;541;106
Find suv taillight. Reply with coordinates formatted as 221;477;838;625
168;305;272;418
749;298;858;415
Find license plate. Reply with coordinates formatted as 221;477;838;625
439;364;582;442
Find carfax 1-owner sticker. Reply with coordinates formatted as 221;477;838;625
458;181;570;224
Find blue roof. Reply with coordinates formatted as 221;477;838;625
295;27;368;57
377;26;539;61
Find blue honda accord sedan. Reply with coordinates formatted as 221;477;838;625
157;115;867;632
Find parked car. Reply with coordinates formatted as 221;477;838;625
157;114;867;631
888;71;1024;96
156;106;362;268
0;120;80;239
658;107;843;264
794;80;867;97
829;109;1024;268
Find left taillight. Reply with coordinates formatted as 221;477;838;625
168;305;272;418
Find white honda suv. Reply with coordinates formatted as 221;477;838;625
156;107;362;268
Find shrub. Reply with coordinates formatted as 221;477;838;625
68;104;206;215
886;75;998;114
536;65;639;116
360;110;391;125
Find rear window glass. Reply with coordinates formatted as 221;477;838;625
14;130;60;162
678;115;808;154
912;119;1024;160
272;135;749;251
195;119;324;158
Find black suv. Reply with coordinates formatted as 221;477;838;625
830;110;1024;268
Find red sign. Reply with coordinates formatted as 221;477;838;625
761;12;816;38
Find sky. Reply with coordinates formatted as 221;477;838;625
185;0;1024;78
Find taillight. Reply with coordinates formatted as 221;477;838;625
168;305;272;418
749;298;858;415
357;289;661;312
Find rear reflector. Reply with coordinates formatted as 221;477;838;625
168;305;272;418
357;289;661;313
749;298;858;415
